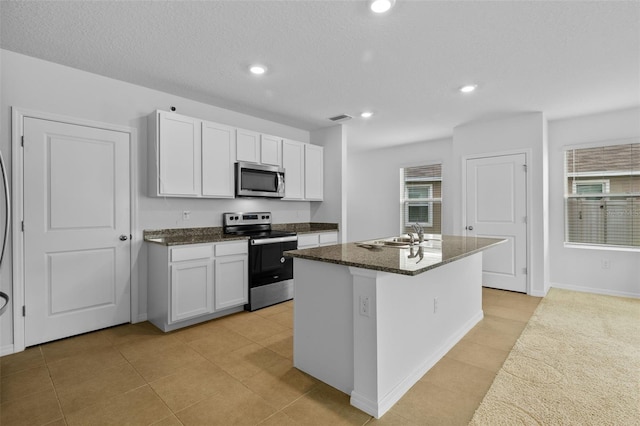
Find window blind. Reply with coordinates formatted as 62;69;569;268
401;164;442;235
564;142;639;248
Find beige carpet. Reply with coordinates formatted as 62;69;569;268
470;288;640;425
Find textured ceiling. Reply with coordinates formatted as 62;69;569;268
1;1;639;151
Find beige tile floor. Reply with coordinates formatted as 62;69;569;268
0;288;540;425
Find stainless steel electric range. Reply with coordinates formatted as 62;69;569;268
223;212;297;311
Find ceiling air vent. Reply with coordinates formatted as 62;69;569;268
328;114;352;123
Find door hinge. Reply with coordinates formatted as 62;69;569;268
522;267;527;275
21;221;24;232
21;136;24;147
523;164;527;172
22;305;26;316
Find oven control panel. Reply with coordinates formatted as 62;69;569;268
223;212;272;226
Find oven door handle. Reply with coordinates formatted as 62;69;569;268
251;236;298;245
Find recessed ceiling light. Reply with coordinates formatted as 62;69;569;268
370;0;395;14
249;64;267;75
459;84;477;93
361;111;374;118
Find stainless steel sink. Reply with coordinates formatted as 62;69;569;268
391;237;414;243
374;240;410;247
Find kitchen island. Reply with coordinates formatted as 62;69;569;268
285;235;504;418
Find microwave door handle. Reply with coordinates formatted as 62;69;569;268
277;173;284;193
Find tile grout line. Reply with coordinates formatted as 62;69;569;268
40;345;68;426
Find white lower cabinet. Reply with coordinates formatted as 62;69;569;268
215;255;248;311
170;259;214;323
297;231;339;249
148;240;248;331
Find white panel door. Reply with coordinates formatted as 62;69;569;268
466;153;527;293
23;117;131;346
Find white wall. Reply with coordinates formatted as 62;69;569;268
0;49;313;350
310;125;348;241
347;138;453;243
452;113;547;297
547;107;640;297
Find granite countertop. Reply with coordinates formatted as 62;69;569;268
285;235;505;276
144;222;339;246
271;223;338;234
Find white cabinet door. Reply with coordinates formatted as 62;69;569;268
297;233;320;249
261;134;282;166
215;255;248;310
158;111;200;196
282;139;305;200
236;128;260;163
202;121;235;198
170;259;214;323
319;232;338;246
305;144;324;201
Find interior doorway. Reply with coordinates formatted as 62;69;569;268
465;152;528;293
12;109;136;350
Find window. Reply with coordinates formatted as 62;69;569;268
564;141;639;249
401;164;442;235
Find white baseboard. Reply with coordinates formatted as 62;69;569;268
549;282;640;299
530;288;548;298
351;310;484;419
1;344;15;357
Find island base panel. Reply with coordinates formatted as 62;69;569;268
292;253;484;418
293;259;354;394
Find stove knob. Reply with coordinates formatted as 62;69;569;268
234;216;239;220
266;215;270;219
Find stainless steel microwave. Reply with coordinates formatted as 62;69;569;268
236;162;285;198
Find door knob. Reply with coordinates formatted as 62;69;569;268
119;235;128;241
465;226;474;231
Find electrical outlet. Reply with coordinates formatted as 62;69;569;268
601;259;610;270
434;297;439;314
359;296;370;317
182;211;191;221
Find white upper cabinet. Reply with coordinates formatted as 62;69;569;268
149;110;200;197
282;139;305;200
260;134;282;167
236;128;260;163
202;121;236;198
305;144;324;201
149;110;324;201
282;139;324;201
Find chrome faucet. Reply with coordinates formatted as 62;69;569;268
411;223;424;243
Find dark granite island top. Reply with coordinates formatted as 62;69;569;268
285;235;504;276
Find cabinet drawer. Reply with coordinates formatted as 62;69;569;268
297;234;319;249
319;232;338;245
215;241;249;257
170;245;212;262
